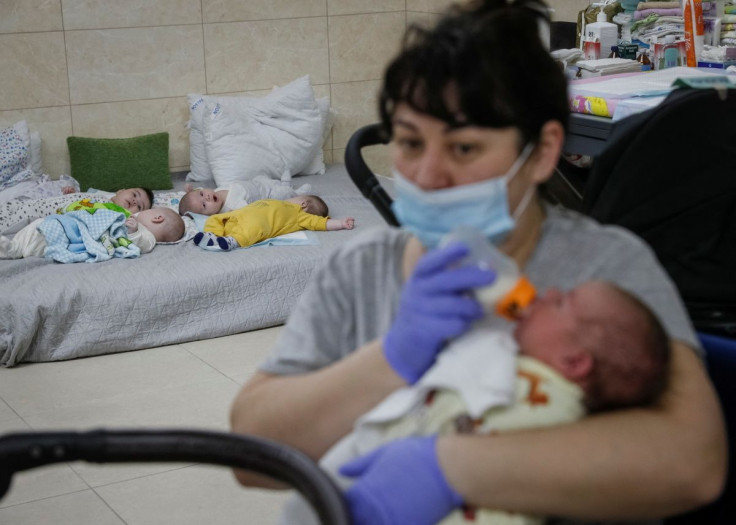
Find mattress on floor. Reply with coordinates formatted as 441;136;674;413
0;165;391;367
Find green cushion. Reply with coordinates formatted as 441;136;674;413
67;132;172;192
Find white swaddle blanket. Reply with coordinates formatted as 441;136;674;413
220;176;311;212
279;321;520;525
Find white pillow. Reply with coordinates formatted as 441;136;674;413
203;75;324;185
299;96;335;176
186;95;212;182
29;131;42;174
0;120;31;187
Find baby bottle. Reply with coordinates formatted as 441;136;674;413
441;226;536;320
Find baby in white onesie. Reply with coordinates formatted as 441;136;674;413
177;176;311;216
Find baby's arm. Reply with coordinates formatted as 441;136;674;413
325;217;355;231
125;216;138;233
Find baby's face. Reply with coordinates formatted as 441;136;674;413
514;287;581;366
186;189;223;215
134;208;184;242
514;282;622;370
112;188;151;213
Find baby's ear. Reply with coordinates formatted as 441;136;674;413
185;183;193;192
562;350;593;382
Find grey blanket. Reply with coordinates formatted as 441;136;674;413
0;165;391;366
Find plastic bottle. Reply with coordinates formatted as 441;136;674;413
608;45;620;58
586;11;619;62
637;48;652;71
620;22;633;45
583;37;601;60
663;35;681;68
684;0;705;67
440;227;536;320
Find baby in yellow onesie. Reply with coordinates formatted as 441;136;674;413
193;195;355;251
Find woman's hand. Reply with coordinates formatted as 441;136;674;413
339;435;462;525
383;242;495;384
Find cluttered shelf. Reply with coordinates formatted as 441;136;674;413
550;67;736;210
557;0;736;119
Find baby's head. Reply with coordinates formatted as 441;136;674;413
135;207;185;243
514;281;670;412
179;187;223;216
111;188;153;213
287;195;329;217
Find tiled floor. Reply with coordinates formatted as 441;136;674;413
0;326;294;524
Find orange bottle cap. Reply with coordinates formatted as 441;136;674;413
495;276;536;320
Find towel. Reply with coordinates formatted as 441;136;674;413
635;8;685;19
637;2;681;9
357;325;519;429
38;209;139;263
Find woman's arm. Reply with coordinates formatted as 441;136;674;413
230;339;406;487
438;340;727;519
229;239;495;489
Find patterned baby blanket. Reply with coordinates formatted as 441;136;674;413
38;208;140;263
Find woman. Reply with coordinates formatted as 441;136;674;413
230;1;726;523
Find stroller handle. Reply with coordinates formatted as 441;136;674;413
0;429;350;525
344;123;399;227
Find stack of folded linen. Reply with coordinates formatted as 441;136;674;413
720;10;736;45
630;1;721;45
631;1;685;44
575;57;643;78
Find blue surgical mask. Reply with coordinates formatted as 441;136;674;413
391;143;535;249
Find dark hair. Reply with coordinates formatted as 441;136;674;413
141;187;155;210
583;287;671;412
307;195;329;217
379;0;568;147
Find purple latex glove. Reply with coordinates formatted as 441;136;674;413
339;435;463;525
384;242;495;384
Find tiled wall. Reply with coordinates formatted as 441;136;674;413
0;0;452;179
547;0;589;23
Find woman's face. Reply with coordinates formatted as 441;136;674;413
391;103;537;213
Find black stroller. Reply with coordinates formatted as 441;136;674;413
0;429;349;524
581;87;736;524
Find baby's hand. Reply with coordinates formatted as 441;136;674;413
61;186;76;195
125;217;138;233
343;217;355;230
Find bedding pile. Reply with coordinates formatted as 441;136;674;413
0;120;42;192
0;166;390;367
186;75;333;185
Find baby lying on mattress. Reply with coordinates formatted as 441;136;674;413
178;176;311;217
192;195;355;251
0;186;153;235
0;204;184;262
